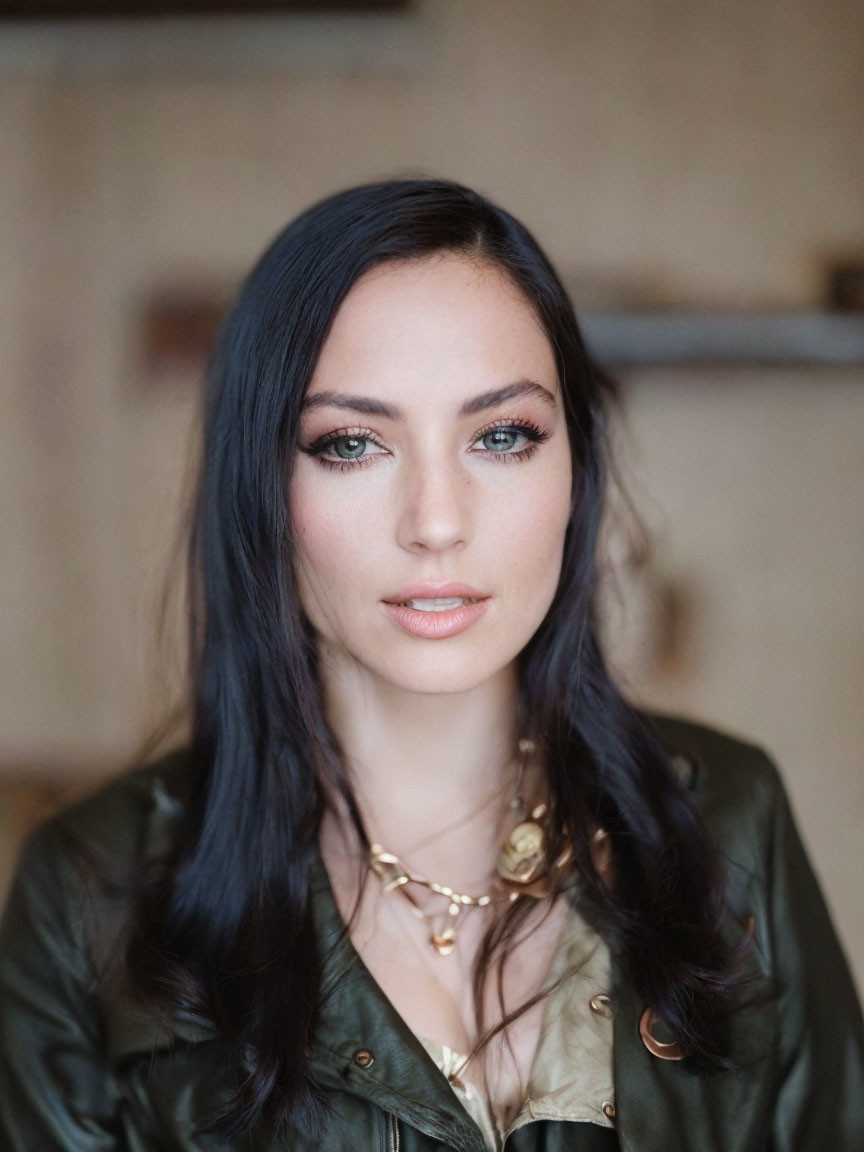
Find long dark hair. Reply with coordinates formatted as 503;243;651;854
128;177;741;1137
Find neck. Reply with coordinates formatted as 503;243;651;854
318;656;540;894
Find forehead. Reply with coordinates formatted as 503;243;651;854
306;253;558;405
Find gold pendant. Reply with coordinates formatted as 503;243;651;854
431;926;456;956
496;804;549;885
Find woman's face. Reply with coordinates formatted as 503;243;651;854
289;252;573;696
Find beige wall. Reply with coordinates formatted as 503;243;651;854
1;0;862;981
603;369;864;987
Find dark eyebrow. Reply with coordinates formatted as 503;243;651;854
460;379;558;415
300;378;557;419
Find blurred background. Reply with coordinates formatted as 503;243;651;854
1;0;862;989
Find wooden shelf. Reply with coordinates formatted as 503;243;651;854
579;311;864;368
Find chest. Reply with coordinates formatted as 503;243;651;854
327;852;571;1110
330;866;574;1130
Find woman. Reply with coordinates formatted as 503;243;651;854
0;178;862;1151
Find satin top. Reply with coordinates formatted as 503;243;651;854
418;899;619;1150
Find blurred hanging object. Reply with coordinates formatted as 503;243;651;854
0;0;412;18
139;284;227;387
827;260;864;312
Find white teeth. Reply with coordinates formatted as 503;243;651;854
402;597;475;611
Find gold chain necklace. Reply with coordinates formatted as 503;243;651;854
368;738;573;956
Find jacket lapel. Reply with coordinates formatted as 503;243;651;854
309;849;489;1152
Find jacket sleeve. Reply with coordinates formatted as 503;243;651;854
764;755;864;1148
0;818;122;1150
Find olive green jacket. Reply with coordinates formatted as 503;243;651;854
1;715;862;1150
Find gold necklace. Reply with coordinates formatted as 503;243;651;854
368;738;573;956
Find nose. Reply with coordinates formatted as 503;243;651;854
396;447;470;555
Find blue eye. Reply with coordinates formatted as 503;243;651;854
471;420;551;461
479;428;522;452
332;436;368;460
300;427;386;471
300;418;551;472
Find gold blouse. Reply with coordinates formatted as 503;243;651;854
417;901;617;1151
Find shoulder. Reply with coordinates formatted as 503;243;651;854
32;745;196;869
644;708;782;800
6;747;196;950
641;710;786;878
1;748;200;1040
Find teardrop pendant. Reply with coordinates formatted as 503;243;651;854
431;926;456;956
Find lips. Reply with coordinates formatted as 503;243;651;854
381;596;490;639
381;582;491;640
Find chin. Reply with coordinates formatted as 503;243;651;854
366;648;517;697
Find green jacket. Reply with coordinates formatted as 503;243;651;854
1;714;862;1150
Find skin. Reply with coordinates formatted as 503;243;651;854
289;252;574;1122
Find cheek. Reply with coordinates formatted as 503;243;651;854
497;457;572;589
289;477;341;618
289;471;379;608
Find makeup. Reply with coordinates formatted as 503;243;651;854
381;598;489;639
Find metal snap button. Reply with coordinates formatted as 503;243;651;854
589;993;614;1018
353;1048;374;1068
670;754;694;788
639;1007;685;1060
601;1099;616;1121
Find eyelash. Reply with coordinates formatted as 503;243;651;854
299;418;551;473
